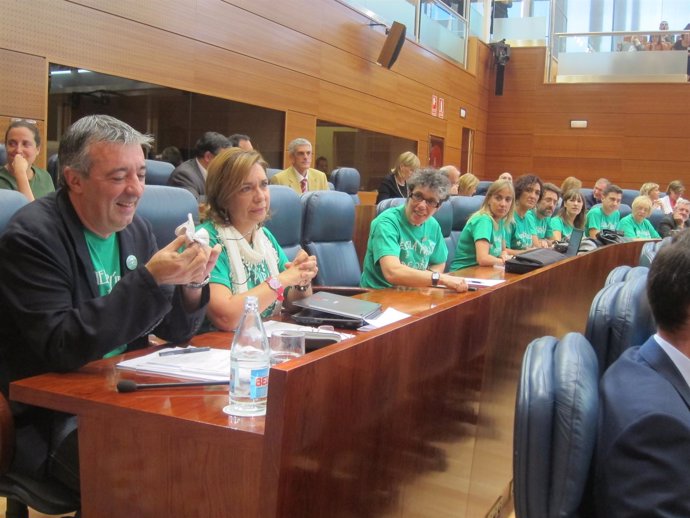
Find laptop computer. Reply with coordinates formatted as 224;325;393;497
565;228;584;256
291;291;382;329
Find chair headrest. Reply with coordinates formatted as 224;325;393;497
330;167;361;195
0;190;29;234
302;190;355;242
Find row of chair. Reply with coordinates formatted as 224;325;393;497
514;256;660;518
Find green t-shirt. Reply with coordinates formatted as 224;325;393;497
548;216;574;239
84;230;125;357
532;209;550;239
617;214;660;239
586;205;620;234
509;210;537;250
360;204;447;289
198;221;288;319
450;213;504;271
0;165;55;199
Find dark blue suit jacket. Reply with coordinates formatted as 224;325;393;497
595;337;690;517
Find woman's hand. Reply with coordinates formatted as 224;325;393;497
280;249;318;288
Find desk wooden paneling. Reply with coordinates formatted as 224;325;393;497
11;242;645;518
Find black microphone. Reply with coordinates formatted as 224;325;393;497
116;379;229;393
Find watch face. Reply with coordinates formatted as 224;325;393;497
268;277;281;290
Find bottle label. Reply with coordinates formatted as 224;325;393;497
250;367;269;399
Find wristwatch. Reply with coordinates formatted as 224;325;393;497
431;271;441;287
266;276;285;302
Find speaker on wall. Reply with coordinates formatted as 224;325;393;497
376;21;406;69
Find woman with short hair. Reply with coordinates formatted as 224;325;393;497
450;179;515;270
660;180;685;215
639;182;663;211
617;196;661;239
457;173;480;196
198;148;318;330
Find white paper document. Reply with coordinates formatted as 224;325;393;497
117;347;230;381
262;320;354;340
358;307;411;331
463;277;505;288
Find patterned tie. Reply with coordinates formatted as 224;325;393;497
300;177;308;194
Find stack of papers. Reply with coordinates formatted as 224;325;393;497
117;347;230;381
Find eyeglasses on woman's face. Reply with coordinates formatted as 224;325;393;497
409;190;441;209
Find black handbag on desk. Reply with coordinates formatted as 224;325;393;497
505;248;567;274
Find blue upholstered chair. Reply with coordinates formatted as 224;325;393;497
136;185;199;249
621;189;638;207
46;154;59;188
648;210;665;233
431;201;453;271
514;332;599;518
375;197;405;215
585;273;655;377
330;167;361;205
475;180;492;196
301;190;361;286
0;191;29;234
580;188;593;203
0;144;6;166
144;159;175;186
266;168;281;180
639;236;673;267
605;265;648;285
264;185;302;261
618;203;632;219
450;195;484;238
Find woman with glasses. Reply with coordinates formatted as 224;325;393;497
197;148;318;330
361;168;468;292
375;151;420;205
547;189;585;241
0;120;54;201
450;179;514;270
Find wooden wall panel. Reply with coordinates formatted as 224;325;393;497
487;46;690;189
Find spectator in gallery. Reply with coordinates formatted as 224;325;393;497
375;151;421;204
639;182;664;212
617;195;660;239
660;180;685;215
0;120;55;201
270;138;329;195
228;133;253;151
167;132;231;201
498;171;512;183
533;182;561;244
439;165;461;195
158;146;183;167
315;156;329;174
548;189;585;241
658;198;690;238
559;176;582;200
584;177;610;210
457;172;479;197
585;184;623;238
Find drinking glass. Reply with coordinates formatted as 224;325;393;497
269;330;305;366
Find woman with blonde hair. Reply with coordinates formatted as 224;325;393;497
559;176;582;196
617;196;660;239
197;148;318;330
376;151;420;204
547;189;585;241
457;173;480;196
639;182;663;211
450;179;515;270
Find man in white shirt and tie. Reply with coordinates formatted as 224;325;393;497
270;138;329;195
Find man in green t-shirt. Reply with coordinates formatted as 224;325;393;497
361;169;468;292
533;183;561;245
586;184;623;238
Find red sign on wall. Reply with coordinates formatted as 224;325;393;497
431;95;438;117
438;97;445;119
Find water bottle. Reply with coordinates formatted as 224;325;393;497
224;296;270;417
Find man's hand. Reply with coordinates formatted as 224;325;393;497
146;235;221;286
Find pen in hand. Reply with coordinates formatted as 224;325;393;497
159;347;211;357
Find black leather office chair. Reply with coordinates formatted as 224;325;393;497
586;274;655;377
136;185;199;249
144;159;175;186
264;185;302;261
514;332;599;518
329;167;361;205
301;190;361;286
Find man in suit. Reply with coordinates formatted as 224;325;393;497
270;138;328;195
167;131;231;201
584;177;610;210
658;198;690;237
595;229;690;517
0;115;220;494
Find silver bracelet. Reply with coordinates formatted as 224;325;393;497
186;275;210;289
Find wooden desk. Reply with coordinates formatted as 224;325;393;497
10;242;645;518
